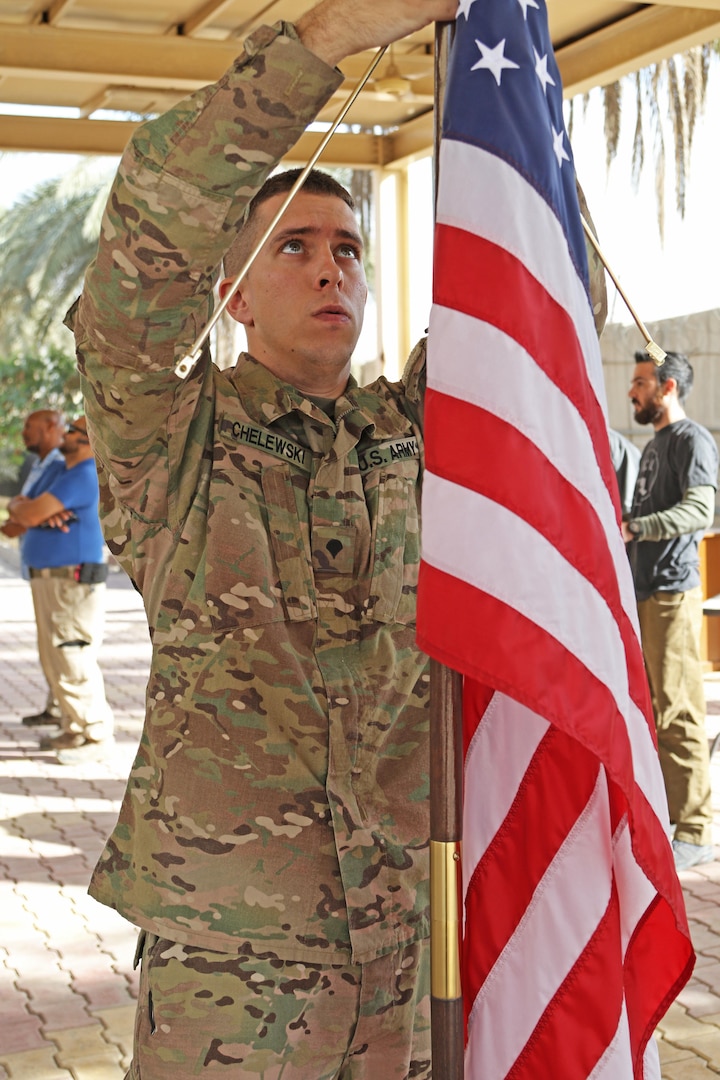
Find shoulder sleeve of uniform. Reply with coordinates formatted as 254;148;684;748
399;338;427;430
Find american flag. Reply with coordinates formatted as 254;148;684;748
417;1;694;1076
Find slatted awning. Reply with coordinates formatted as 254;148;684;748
0;1;719;163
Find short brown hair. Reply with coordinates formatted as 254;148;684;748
224;168;356;280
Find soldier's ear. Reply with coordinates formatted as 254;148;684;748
219;277;253;327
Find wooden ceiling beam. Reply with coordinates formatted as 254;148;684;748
44;0;77;24
0;114;138;155
180;0;236;37
557;5;720;95
0;113;386;165
648;0;720;9
5;6;720;158
0;22;431;91
0;24;240;90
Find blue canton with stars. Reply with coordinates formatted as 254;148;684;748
445;0;589;292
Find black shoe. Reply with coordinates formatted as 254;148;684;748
39;731;87;751
22;710;61;727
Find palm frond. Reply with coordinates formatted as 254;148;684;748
582;42;716;239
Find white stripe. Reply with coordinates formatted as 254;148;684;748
643;1037;662;1080
612;816;658;954
463;692;549;888
423;473;668;825
465;769;612;1077
436;138;606;416
590;999;661;1080
588;1003;634;1080
426;303;639;637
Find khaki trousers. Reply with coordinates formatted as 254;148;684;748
638;586;713;845
30;576;114;742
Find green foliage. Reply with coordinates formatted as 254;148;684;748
0;345;81;483
0;159;114;353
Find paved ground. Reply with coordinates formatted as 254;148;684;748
0;543;148;1079
3;541;720;1077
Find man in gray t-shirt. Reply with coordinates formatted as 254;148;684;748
622;351;718;871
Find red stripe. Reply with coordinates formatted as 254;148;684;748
418;563;688;928
424;387;653;733
505;881;624;1080
462;721;601;1015
462;679;495;754
624;894;694;1075
432;223;618;510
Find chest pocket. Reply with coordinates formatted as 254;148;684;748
364;461;421;626
204;444;316;633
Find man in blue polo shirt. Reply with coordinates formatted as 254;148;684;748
2;408;66;725
7;416;114;764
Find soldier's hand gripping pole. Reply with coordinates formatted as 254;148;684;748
580;216;667;367
174;45;388;380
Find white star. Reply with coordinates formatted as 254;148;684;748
471;39;520;87
517;0;540;18
552;126;570;167
534;49;556;94
457;0;479;18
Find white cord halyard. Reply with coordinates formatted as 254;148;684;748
174;45;389;380
581;215;667;367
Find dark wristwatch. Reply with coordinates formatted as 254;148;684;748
627;520;642;537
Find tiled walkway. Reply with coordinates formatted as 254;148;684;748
2;540;720;1078
0;543;148;1079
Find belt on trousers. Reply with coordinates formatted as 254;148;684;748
29;566;80;580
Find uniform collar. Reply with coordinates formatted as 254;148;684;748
227;353;414;443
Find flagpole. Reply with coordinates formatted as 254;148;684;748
430;20;465;1080
430;660;464;1079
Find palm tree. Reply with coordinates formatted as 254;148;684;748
568;43;715;240
0;158;116;352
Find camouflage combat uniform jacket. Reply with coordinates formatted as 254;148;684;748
70;22;430;965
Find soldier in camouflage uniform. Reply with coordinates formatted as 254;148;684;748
67;0;458;1076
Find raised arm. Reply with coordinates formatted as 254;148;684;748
71;0;457;530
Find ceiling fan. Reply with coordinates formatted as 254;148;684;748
369;45;414;100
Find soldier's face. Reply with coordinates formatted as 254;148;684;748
629;362;664;426
224;192;368;392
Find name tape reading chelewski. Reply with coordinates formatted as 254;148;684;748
220;419;312;470
220;418;419;475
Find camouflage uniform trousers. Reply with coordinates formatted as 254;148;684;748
127;932;431;1079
